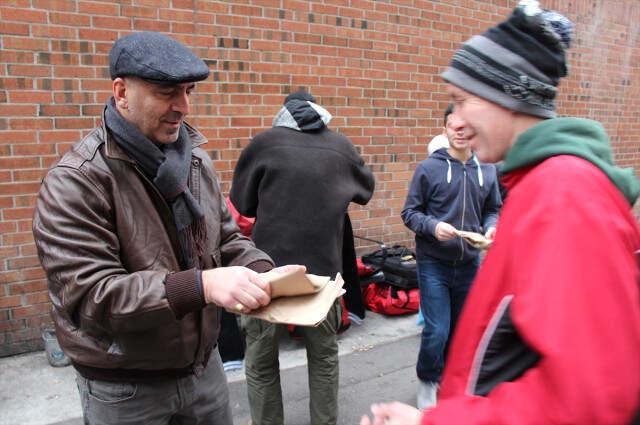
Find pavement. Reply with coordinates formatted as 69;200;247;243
0;311;422;425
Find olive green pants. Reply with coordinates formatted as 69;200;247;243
243;301;341;425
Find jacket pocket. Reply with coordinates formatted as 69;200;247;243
200;249;221;270
87;380;137;404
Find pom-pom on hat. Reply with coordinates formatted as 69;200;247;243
442;0;574;118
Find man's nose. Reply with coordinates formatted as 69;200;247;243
449;116;467;132
172;91;190;115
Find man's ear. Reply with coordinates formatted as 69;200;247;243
112;77;128;110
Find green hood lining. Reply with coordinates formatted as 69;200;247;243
502;117;639;205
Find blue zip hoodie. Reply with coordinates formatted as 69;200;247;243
402;148;502;264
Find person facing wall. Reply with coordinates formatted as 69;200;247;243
231;90;375;425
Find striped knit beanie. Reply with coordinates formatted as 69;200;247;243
442;0;574;118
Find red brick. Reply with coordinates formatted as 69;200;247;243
2;232;33;245
54;118;95;129
32;0;75;11
2;36;49;51
39;104;81;117
9;91;53;104
121;5;158;18
1;21;30;35
7;255;40;270
0;182;41;196
10;119;54;131
158;8;195;22
1;7;47;23
78;28;119;42
31;24;77;39
7;64;52;78
49;11;91;26
13;194;37;208
133;19;171;32
0;105;37;117
251;40;281;51
52;92;96;104
54;66;96;78
0;219;14;237
0;320;25;333
0;50;35;65
11;303;50;319
77;1;119;15
12;170;46;181
13;143;56;156
92;16;132;29
40;130;80;143
50;39;93;53
0;156;41;169
81;79;112;91
24;291;49;305
8;280;48;295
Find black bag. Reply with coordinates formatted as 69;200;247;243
361;245;418;289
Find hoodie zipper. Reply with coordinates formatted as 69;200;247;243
459;165;467;261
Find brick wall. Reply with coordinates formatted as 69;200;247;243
1;0;639;356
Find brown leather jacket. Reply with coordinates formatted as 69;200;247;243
32;115;273;379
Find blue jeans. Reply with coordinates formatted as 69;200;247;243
416;255;479;383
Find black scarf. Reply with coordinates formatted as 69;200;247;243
105;98;206;268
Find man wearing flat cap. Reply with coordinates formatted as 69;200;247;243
362;1;640;424
33;31;301;424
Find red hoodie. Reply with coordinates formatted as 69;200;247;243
422;155;640;425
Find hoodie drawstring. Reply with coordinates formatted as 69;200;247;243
473;155;484;187
446;159;452;184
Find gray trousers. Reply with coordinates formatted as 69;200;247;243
243;301;341;425
76;349;233;425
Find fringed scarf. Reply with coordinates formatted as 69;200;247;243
105;97;207;268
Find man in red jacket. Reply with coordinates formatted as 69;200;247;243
361;1;640;424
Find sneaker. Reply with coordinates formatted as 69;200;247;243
222;359;243;372
347;312;364;326
417;380;438;410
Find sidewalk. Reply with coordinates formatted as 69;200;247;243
0;311;420;425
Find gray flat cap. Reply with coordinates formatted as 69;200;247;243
109;32;210;84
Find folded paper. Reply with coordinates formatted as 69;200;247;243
261;268;329;298
244;272;345;327
454;229;493;250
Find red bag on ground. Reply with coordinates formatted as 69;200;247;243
225;196;255;238
363;282;419;316
356;257;376;276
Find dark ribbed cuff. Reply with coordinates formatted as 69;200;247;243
165;268;206;319
246;260;273;273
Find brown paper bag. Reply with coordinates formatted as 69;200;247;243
261;268;329;298
245;273;345;326
454;229;493;250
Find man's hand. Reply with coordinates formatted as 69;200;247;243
268;264;307;275
360;402;422;425
485;226;497;240
201;266;271;313
435;221;457;241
